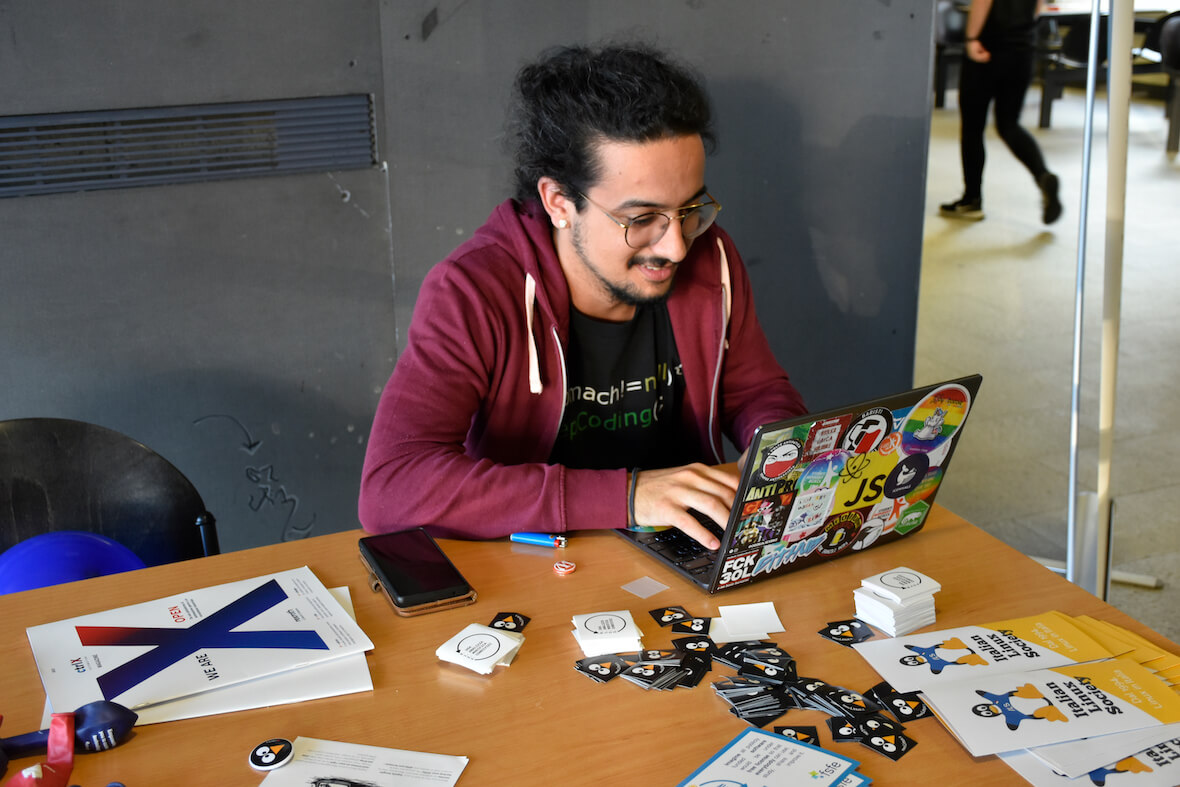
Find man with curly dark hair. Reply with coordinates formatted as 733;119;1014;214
360;43;805;547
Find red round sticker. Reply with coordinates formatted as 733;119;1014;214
553;560;576;575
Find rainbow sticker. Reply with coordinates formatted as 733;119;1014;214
900;383;972;457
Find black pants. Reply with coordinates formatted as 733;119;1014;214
958;48;1048;200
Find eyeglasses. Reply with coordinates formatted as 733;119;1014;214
577;191;722;249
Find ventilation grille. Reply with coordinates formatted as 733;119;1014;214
0;94;377;198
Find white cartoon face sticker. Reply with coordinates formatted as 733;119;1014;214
761;439;801;480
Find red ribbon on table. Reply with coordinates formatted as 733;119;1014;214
3;714;75;787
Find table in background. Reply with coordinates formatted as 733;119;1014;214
1038;0;1180;126
1;506;1176;785
1041;1;1180;15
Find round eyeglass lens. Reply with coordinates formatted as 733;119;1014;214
624;203;719;248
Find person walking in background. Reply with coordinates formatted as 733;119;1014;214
940;0;1063;224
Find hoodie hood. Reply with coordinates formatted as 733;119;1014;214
468;200;570;395
469;199;735;400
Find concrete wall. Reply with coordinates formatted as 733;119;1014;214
0;1;934;551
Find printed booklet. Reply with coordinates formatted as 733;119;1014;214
1021;722;1180;779
26;566;374;713
40;586;374;727
919;657;1180;757
1000;736;1180;786
851;610;1116;692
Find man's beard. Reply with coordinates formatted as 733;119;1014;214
572;223;678;308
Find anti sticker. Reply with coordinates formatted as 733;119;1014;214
841;407;893;454
759;438;803;481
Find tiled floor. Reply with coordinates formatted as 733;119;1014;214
918;83;1180;644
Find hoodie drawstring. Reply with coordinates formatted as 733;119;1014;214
718;236;732;340
525;273;543;394
708;237;732;462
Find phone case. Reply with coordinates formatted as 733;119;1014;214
366;571;477;617
357;545;477;618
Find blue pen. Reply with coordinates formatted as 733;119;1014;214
510;532;567;548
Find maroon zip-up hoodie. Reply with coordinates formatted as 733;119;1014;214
358;199;805;539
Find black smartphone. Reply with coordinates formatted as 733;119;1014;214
357;528;476;617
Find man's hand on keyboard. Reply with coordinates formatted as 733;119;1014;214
630;464;739;550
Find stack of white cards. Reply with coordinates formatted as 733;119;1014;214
854;567;940;637
436;623;525;675
571;610;644;657
708;602;786;644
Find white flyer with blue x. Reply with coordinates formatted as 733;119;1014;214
26;566;373;712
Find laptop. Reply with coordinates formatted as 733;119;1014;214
616;374;983;593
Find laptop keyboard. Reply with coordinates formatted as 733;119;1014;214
628;513;725;577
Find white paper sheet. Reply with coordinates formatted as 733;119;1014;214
260;736;468;787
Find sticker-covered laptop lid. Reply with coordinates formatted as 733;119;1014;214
709;375;981;592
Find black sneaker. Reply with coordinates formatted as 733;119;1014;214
939;197;984;221
1038;172;1062;225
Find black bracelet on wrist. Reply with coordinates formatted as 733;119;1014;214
966;36;978;42
628;468;640;528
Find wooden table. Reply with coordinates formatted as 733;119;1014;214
2;506;1176;785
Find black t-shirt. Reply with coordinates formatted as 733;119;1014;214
980;0;1039;52
549;302;691;471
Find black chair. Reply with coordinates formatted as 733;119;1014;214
0;418;219;568
934;0;968;109
1145;12;1180;153
1039;16;1110;128
1131;10;1180;63
1039;13;1172;129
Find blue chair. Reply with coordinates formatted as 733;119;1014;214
0;418;219;592
0;530;146;594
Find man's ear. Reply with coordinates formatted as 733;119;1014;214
537;177;574;228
